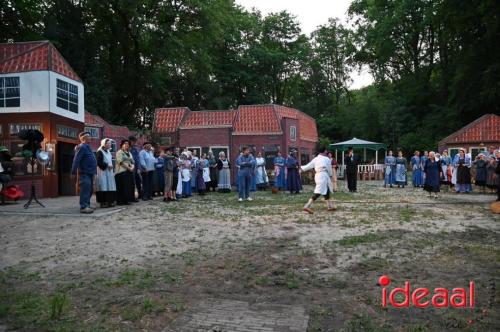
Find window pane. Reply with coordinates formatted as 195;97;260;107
57;98;68;110
57;88;68;99
5;87;19;98
69;84;78;94
5;77;19;87
0;88;3;97
0;100;4;107
57;79;68;90
0;78;3;88
69;102;78;113
5;98;20;107
69;92;78;103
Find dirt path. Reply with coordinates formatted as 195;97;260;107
0;181;499;331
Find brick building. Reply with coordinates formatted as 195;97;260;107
0;41;144;198
84;111;145;156
438;114;500;159
153;104;318;182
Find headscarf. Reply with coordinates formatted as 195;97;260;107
98;138;110;151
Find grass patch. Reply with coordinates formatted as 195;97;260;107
335;233;386;246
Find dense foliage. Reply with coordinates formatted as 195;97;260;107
1;0;499;152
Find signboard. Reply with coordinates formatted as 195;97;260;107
9;123;42;136
57;125;79;140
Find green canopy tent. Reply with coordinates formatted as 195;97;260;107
329;138;387;178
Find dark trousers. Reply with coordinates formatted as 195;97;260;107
79;173;93;209
134;171;143;199
142;171;154;199
497;183;500;201
346;170;357;192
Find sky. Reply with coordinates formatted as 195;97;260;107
234;0;373;89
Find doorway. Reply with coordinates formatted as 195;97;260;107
57;142;77;196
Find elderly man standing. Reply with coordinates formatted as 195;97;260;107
71;132;97;214
139;142;156;200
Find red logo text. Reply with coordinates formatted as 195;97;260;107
379;275;475;308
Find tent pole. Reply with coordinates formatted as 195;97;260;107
376;149;379;165
342;150;345;178
364;148;366;163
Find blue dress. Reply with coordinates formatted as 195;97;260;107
384;156;396;186
274;156;286;189
286;156;302;193
424;159;441;193
411;156;423;187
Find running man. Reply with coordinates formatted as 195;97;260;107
300;146;336;214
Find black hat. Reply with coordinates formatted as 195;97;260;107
143;142;152;147
79;131;91;139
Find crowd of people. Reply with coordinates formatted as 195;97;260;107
385;147;500;199
70;132;310;213
70;131;500;214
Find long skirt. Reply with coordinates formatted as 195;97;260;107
196;172;206;193
456;166;472;192
274;166;286;189
384;166;396;186
209;168;218;190
287;168;302;193
153;168;165;194
395;164;407;186
96;169;116;204
218;168;231;193
331;167;338;192
115;171;134;204
412;169;423;187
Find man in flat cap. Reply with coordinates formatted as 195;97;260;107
71;132;97;213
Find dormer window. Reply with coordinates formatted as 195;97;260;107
0;77;20;108
56;79;78;113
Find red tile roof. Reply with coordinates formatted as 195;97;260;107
154;107;190;133
84;112;106;127
274;105;318;142
153;104;318;142
84;111;145;149
180;110;236;129
440;114;500;144
0;41;81;82
233;105;282;134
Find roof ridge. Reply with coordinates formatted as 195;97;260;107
0;41;48;64
47;42;82;82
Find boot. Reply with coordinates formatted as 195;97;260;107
303;198;314;214
326;200;336;211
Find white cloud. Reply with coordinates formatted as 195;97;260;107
235;0;373;89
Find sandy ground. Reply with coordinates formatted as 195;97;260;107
0;181;499;331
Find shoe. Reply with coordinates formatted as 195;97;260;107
238;198;243;202
80;207;94;214
303;207;313;214
247;197;253;201
133;199;139;202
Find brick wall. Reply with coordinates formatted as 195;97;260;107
179;128;231;147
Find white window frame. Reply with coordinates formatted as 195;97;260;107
469;146;487;160
187;146;202;158
0;76;20;108
448;147;461;159
290;126;297;141
209;145;230;159
56;78;79;113
84;126;100;139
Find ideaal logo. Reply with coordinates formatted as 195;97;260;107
379;275;475;308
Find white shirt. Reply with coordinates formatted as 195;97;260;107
301;154;333;195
